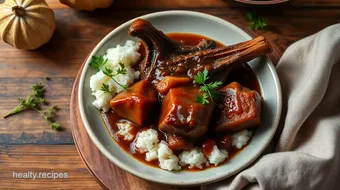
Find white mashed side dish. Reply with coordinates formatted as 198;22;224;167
232;130;252;149
145;147;158;162
90;40;141;112
116;121;136;141
179;148;207;169
134;129;159;153
157;141;181;171
207;145;228;166
130;128;252;170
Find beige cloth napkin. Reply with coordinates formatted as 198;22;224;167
203;24;340;190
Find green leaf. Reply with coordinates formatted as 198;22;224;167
116;62;127;75
89;55;107;70
102;67;113;77
51;122;61;131
31;83;45;98
4;83;61;131
193;69;222;105
194;69;209;85
100;84;111;93
200;85;209;93
246;12;269;31
195;93;209;105
207;81;222;90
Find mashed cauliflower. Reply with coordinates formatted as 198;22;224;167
132;129;252;170
179;148;207;169
116;121;136;141
90;40;141;111
134;129;159;153
232;130;252;149
157;141;181;171
207;145;228;166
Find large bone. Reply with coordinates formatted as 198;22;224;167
128;19;272;82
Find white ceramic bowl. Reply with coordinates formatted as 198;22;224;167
78;10;282;186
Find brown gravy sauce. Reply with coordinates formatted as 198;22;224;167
102;33;260;171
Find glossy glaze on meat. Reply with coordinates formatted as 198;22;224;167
104;30;269;170
158;87;215;139
128;19;272;85
215;82;262;132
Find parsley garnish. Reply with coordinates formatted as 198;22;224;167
89;55;108;70
246;12;268;30
3;83;61;131
89;55;128;90
194;69;222;105
100;84;111;93
117;62;127;75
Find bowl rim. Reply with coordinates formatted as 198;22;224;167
234;0;289;5
78;10;282;186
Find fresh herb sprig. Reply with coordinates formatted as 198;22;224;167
194;69;222;105
246;12;268;31
100;84;111;93
3;83;61;131
34;106;61;130
89;56;128;90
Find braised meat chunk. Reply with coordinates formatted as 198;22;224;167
110;80;157;126
128;19;272;85
158;87;215;139
156;76;192;95
215;82;261;132
167;134;193;151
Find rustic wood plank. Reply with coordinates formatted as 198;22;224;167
0;78;74;144
0;145;102;190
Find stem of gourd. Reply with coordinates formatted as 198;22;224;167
12;6;25;17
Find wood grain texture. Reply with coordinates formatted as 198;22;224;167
0;0;339;189
0;145;102;189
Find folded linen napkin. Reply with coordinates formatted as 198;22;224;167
203;24;340;190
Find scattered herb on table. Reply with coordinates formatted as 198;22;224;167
246;12;268;30
89;55;128;90
194;69;222;105
3;83;61;131
42;76;51;81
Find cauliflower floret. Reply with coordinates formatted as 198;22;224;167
92;90;113;112
116;121;136;141
232;130;252;149
90;71;111;92
106;40;141;66
145;147;158;162
207;145;228;166
134;129;159;153
179;148;207;169
109;65;138;93
157;141;181;171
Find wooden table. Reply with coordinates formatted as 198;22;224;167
0;0;339;189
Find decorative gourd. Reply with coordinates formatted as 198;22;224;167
0;0;56;50
60;0;113;11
